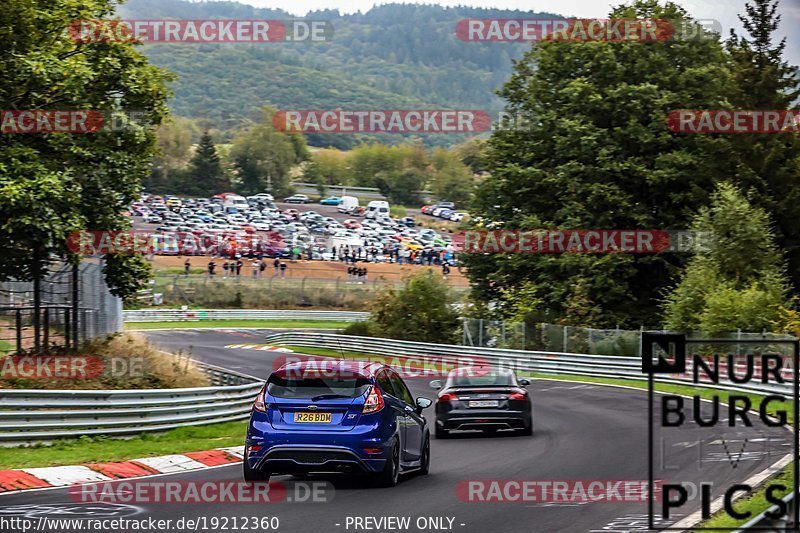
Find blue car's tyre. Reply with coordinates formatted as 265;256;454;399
375;440;400;487
243;460;271;482
420;436;430;475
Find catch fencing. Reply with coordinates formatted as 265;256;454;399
0;260;122;354
462;317;794;356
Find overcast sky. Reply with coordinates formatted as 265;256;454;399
233;0;799;63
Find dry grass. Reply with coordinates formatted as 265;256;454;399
0;333;209;390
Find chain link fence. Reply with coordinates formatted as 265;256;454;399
461;318;795;356
0;260;122;354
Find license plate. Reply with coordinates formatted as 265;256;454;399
294;412;332;423
469;400;499;408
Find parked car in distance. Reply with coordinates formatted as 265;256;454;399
283;194;311;204
320;196;343;205
244;360;432;487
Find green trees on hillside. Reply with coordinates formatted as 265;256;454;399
229;108;308;196
663;183;788;334
301;143;479;206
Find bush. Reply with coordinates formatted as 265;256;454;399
0;333;210;390
368;270;459;343
342;321;374;337
389;205;407;218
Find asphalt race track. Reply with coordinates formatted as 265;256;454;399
0;329;792;533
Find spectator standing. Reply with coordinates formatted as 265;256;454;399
184;257;191;276
280;261;287;279
259;260;266;277
235;259;243;276
252;259;259;278
363;265;368;282
222;260;229;277
442;262;451;280
273;257;280;276
207;259;216;276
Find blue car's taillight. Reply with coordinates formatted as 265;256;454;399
361;385;384;414
253;384;267;412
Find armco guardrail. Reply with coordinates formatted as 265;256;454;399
123;309;369;323
0;361;263;442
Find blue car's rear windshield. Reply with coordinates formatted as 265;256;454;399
267;373;371;399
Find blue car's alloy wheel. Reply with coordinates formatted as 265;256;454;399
375;440;400;487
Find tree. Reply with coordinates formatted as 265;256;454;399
229;108;302;196
375;168;426;205
147;117;201;192
369;270;460;343
662;183;788;333
461;0;746;327
0;0;171;300
185;131;227;194
453;138;488;174
428;148;475;205
725;0;800;290
307;148;349;186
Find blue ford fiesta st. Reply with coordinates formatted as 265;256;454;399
244;360;432;487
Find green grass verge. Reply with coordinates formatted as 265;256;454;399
0;420;248;470
125;320;353;330
0;339;13;354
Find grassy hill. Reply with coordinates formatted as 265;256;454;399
119;0;557;147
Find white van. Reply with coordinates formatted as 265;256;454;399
223;194;249;212
338;195;360;214
365;200;389;219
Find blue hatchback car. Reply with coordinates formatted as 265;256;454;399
244;360;432;487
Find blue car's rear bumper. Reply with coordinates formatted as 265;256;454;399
245;416;393;474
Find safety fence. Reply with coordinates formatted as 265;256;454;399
123;309;369;322
0;260;123;354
